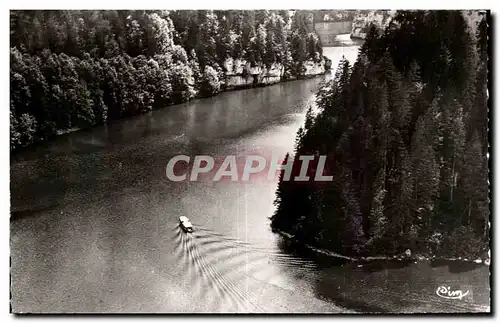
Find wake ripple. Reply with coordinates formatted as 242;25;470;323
171;224;318;312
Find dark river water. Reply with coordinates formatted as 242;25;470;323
10;35;490;313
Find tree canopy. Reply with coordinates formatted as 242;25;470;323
271;10;489;259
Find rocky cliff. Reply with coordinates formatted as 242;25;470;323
350;10;395;39
222;57;326;90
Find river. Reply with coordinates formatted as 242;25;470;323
10;34;490;313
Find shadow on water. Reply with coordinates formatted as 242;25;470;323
274;237;389;313
273;236;490;313
430;258;486;274
311;257;489;313
357;259;414;273
10;204;58;222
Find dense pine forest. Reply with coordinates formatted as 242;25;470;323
10;10;324;150
271;11;489;260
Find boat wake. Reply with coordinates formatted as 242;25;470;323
171;224;319;312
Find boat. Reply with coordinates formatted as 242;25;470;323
179;216;194;233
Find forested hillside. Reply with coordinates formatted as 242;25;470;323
271;11;489;260
10;10;324;150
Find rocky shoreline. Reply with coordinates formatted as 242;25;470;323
222;57;327;91
274;229;491;265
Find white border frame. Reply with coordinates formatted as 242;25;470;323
3;1;497;322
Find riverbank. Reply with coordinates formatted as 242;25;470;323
273;229;491;266
274;229;356;261
11;63;330;155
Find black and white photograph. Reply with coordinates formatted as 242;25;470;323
8;6;492;314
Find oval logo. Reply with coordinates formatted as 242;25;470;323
436;285;469;300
